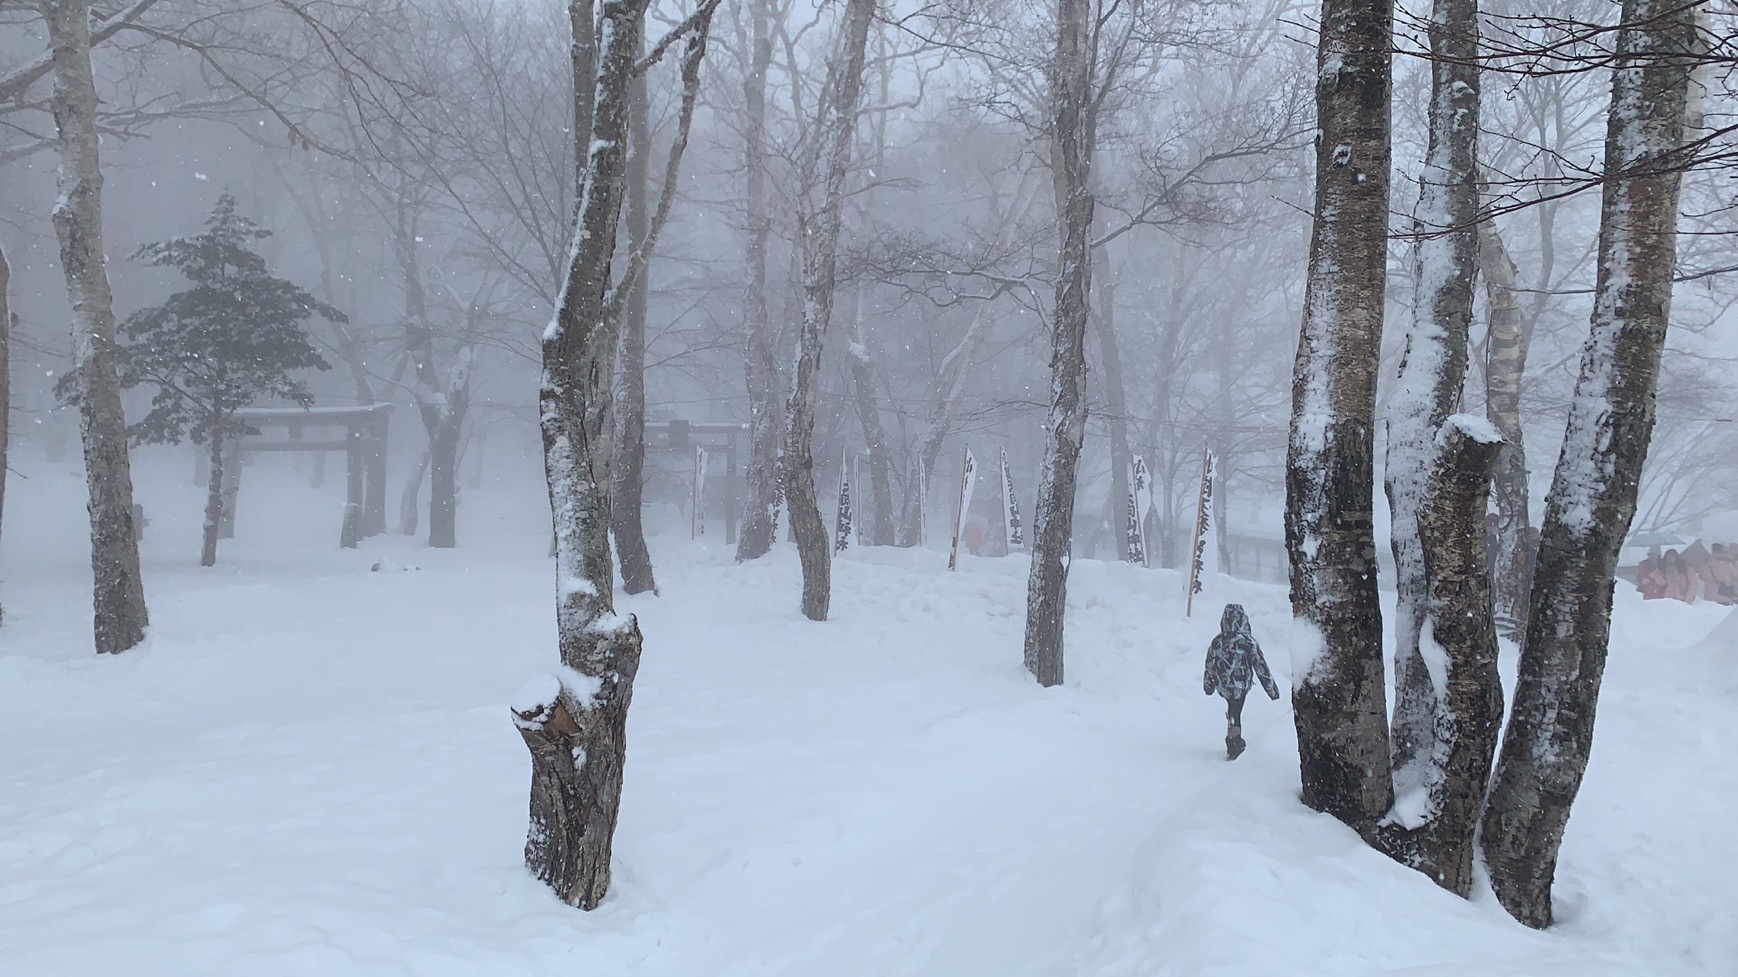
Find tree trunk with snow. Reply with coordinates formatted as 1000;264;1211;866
526;0;650;911
399;448;429;537
1092;274;1134;564
896;294;1001;546
1378;417;1504;895
46;0;149;654
1023;0;1095;688
1478;217;1533;632
1382;0;1481;787
201;431;226;567
734;0;780;562
0;244;9;624
783;0;874;621
1480;0;1700;928
843;294;895;546
611;57;657;594
425;397;466;549
1284;0;1393;828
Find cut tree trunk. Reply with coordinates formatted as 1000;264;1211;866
1284;0;1394;829
45;0;149;654
1022;0;1095;688
1383;0;1481;789
201;431;225;567
1478;216;1534;632
782;0;875;621
612;52;657;594
1480;0;1700;928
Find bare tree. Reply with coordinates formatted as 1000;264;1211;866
1283;0;1394;827
43;0;149;655
515;0;715;910
1022;0;1096;687
783;0;875;621
1477;216;1534;631
1480;0;1704;928
611;46;658;595
1382;0;1482;797
734;0;782;562
0;242;9;625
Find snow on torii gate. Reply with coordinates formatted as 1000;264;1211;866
220;403;392;548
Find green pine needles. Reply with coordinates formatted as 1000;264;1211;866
114;192;339;446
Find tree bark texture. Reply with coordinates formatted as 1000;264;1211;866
1478;217;1534;632
1022;0;1095;688
201;432;225;567
1383;0;1481;791
844;293;896;546
1480;0;1700;928
1092;274;1134;564
0;244;9;624
1284;0;1393;828
782;0;875;621
426;397;465;549
612;53;658;594
734;0;781;562
1378;418;1504;895
528;0;652;911
46;0;149;654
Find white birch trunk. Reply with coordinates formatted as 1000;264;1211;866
45;0;149;654
1382;0;1481;795
782;0;875;621
1480;0;1702;928
1284;0;1393;828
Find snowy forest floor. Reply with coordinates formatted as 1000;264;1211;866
2;453;1735;976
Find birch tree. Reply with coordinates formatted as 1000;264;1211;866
1381;0;1482;795
783;0;875;621
514;0;715;910
1480;0;1703;928
1477;216;1534;631
612;48;658;595
733;0;781;562
1022;0;1095;687
44;0;149;655
1284;0;1393;827
0;243;9;625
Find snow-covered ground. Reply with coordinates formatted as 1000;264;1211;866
2;449;1734;976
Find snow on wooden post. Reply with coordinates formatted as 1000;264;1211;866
947;446;977;571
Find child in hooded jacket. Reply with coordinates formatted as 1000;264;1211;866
1204;603;1281;760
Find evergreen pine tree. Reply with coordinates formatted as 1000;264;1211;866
115;193;337;565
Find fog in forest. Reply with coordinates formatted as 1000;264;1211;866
1;0;1734;572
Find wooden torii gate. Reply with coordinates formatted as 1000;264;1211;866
643;420;744;543
219;403;392;547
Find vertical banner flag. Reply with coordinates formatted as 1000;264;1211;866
917;457;929;546
692;445;710;538
854;454;865;547
1186;445;1218;616
1000;446;1024;549
948;446;978;571
834;447;853;554
1128;456;1153;566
